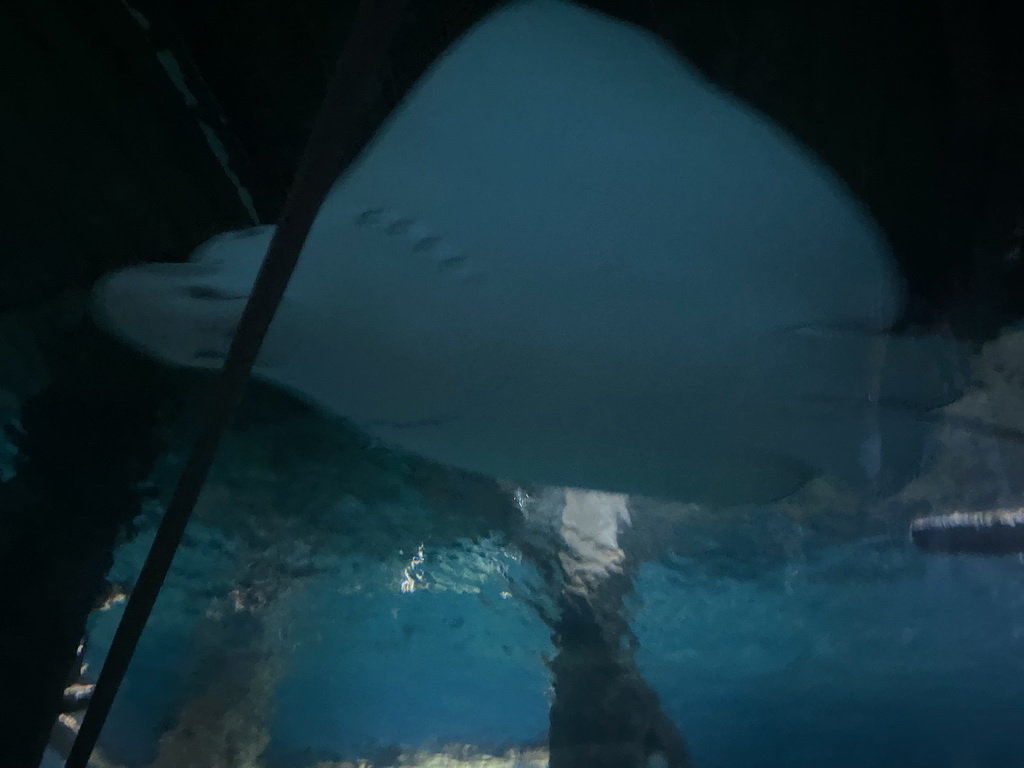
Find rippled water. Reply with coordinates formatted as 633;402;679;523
60;395;1024;767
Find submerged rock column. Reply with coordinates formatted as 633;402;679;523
517;487;692;768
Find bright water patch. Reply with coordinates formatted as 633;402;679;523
267;543;551;763
86;511;552;766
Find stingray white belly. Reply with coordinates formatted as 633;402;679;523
93;0;942;505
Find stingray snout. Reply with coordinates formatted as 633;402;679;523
91;262;248;369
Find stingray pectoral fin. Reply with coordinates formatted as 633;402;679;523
751;327;972;493
713;456;817;507
762;326;970;409
663;446;817;508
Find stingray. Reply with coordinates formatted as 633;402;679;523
92;0;964;507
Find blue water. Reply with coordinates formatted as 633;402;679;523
87;518;554;766
270;570;550;760
62;410;1024;768
86;511;1024;767
632;546;1024;767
